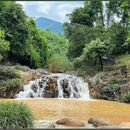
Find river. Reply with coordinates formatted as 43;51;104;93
2;98;130;125
2;73;130;126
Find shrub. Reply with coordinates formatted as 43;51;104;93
108;76;120;84
102;77;120;100
4;78;23;90
48;54;73;73
0;66;18;78
93;72;105;84
122;93;130;103
15;65;25;71
0;102;33;128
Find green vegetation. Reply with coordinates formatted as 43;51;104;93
0;66;18;78
0;2;48;68
122;93;130;103
102;77;121;100
0;30;10;61
0;2;71;70
0;102;33;128
4;78;23;90
75;38;107;71
64;0;130;73
1;1;130;72
15;64;26;71
48;54;73;73
116;54;130;68
93;72;105;84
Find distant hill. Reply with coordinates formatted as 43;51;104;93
35;17;64;34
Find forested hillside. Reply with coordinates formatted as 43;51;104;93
1;1;130;74
0;1;69;70
64;0;130;73
35;17;64;34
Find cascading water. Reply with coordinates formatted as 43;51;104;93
15;73;90;99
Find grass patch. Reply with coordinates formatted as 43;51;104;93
0;102;33;128
116;54;130;67
15;65;26;71
104;54;130;71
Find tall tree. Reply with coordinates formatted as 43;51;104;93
0;1;29;60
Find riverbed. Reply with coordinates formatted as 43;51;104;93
1;98;130;125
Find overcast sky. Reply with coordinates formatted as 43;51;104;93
16;1;84;23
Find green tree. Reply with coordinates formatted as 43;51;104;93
0;2;29;60
64;23;104;59
106;0;130;27
79;38;107;71
0;30;10;61
23;19;48;68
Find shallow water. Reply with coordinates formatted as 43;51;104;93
1;99;130;125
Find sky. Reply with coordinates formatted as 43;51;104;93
16;1;84;23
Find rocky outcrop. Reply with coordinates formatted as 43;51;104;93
0;65;49;98
56;118;85;127
44;76;58;98
88;117;111;127
87;66;130;102
16;68;49;83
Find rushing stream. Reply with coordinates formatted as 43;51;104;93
16;73;90;99
13;73;130;126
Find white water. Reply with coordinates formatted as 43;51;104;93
15;73;90;99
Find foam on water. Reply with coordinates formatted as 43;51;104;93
15;73;90;100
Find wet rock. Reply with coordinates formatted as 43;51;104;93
90;86;97;98
56;118;84;127
48;123;56;128
47;83;56;93
29;92;34;98
44;91;55;98
88;117;111;127
63;79;68;86
31;84;38;93
60;79;71;98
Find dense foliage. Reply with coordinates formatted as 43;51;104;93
0;1;71;70
0;30;10;61
1;0;130;72
64;0;130;71
0;102;33;128
0;2;48;68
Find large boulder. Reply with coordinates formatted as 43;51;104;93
56;118;85;127
88;117;111;127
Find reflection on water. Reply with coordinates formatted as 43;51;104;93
1;99;130;124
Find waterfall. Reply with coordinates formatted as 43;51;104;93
15;73;90;99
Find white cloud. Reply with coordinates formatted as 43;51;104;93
37;4;51;15
16;1;25;6
16;1;83;23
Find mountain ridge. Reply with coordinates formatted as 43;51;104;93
35;17;64;34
